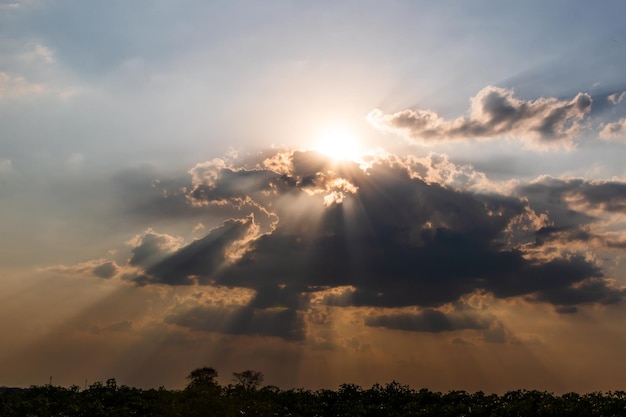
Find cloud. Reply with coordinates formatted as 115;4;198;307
532;226;595;248
165;292;306;341
73;150;626;340
46;259;121;279
130;217;259;286
367;86;592;149
519;177;626;215
0;40;79;100
600;118;626;140
206;154;616;313
608;91;626;105
0;1;20;9
0;0;38;8
127;229;183;269
92;261;120;279
482;322;507;344
0;72;46;98
1;41;56;65
365;305;493;333
514;176;626;267
529;277;625;307
32;44;54;64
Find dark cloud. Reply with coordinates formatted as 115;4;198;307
573;182;626;212
533;226;594;246
128;230;181;268
365;307;493;333
188;166;283;205
482;323;507;344
530;277;625;307
92;261;119;279
554;305;578;314
485;255;602;299
607;240;626;249
165;299;306;341
90;150;626;339
134;217;257;286
367;86;591;148
47;259;121;279
519;177;626;217
530;226;626;252
209;160;533;309
209;156;617;314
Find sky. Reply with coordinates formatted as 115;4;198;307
2;0;626;394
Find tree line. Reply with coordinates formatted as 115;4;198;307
2;366;626;416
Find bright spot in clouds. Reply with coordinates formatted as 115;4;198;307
313;127;363;161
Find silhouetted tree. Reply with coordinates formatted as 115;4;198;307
183;367;224;417
232;370;264;390
4;369;626;417
186;367;219;389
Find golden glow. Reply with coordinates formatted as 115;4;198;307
314;127;362;161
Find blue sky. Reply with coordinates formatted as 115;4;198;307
2;0;626;392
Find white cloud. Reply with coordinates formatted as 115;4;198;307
608;92;626;105
0;0;36;9
599;118;626;140
32;44;54;63
0;1;20;9
368;86;592;150
0;71;45;98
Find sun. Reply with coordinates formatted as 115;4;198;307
314;127;362;161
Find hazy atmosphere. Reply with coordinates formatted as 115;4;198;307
3;0;626;394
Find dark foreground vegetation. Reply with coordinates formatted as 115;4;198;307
2;367;626;417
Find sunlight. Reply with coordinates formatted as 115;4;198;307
314;127;363;161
